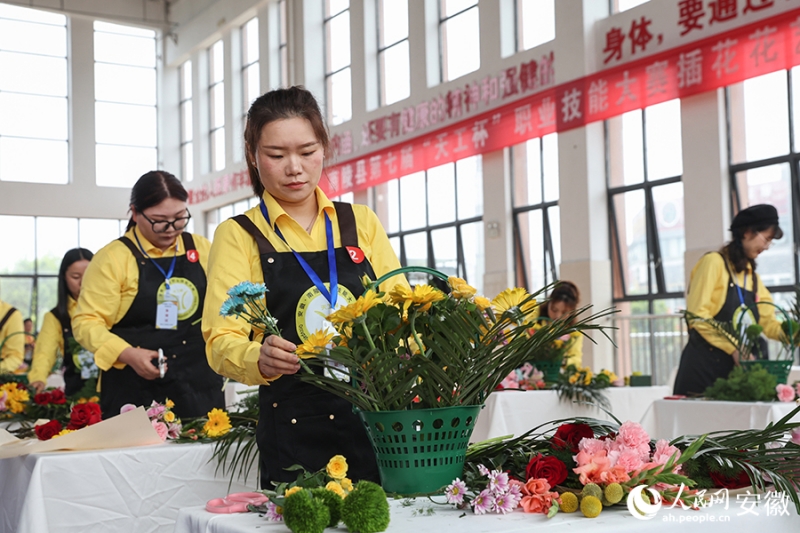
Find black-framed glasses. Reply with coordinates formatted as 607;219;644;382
139;210;192;233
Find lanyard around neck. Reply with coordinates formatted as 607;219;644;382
259;199;338;309
734;271;748;308
133;229;179;290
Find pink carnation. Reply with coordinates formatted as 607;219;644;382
652;439;681;467
120;403;137;414
616;421;652;457
521;478;551;496
152;420;168;441
776;384;796;403
613;448;646;472
147;402;166;419
577;437;606;456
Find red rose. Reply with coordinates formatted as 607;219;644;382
552;423;594;452
525;454;568;487
709;469;750;489
67;402;102;430
34;392;52;405
49;389;66;404
34;420;63;441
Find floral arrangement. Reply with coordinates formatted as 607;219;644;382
3;385;102;440
448;405;800;518
288;270;612;412
524;322;581;363
120;399;183;441
496;363;547;391
703;364;798;402
552;365;621;411
0;381;30;416
250;455;390;533
33;397;102;440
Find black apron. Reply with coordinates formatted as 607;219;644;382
53;309;86;397
100;232;224;419
673;253;767;396
233;203;380;489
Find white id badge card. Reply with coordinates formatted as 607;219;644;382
156;301;178;330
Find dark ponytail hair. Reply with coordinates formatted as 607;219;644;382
127;170;188;230
55;248;93;329
722;222;783;273
541;281;580;322
244;86;330;197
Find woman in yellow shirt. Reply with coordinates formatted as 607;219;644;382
203;86;408;489
29;248;94;395
536;281;584;367
673;204;784;396
0;299;24;373
73;171;224;418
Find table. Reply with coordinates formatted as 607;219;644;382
471;386;671;442
173;496;800;533
640;399;800;441
0;441;254;533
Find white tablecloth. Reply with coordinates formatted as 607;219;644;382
471;386;671;442
173;496;800;533
640;399;800;441
0;442;254;533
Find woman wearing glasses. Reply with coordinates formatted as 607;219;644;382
73;171;224;418
673;204;785;396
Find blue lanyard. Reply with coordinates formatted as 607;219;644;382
735;272;748;308
133;229;178;290
259;200;338;309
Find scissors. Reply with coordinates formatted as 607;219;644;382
206;492;269;513
158;348;167;378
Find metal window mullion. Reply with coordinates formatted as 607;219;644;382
543;207;557;286
439;4;476;24
608;191;627;297
512;212;529;290
790;159;800;285
607;175;681;195
456;222;466;281
325;64;350;79
377;37;408;55
645;184;667;294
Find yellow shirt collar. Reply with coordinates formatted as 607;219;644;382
125;226;181;257
260;187;335;231
67;296;77;317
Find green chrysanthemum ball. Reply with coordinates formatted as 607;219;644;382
604;483;624;505
341;481;390;533
311;487;343;528
581;483;603;501
283;490;330;533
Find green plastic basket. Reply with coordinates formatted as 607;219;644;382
531;357;563;383
358;404;483;495
741;360;793;385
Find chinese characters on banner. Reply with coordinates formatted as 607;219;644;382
186;170;251;205
318;8;800;198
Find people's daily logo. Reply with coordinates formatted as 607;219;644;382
627;485;663;520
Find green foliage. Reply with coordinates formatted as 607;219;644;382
310;487;343;528
704;364;777;402
552;365;615;411
283;490;330;533
341;481;390;533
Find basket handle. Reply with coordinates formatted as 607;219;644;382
368;266;450;291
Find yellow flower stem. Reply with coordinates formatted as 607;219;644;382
409;312;426;357
359;320;377;352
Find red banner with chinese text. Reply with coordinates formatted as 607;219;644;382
318;8;800;198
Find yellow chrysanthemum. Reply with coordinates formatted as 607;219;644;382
203;408;232;437
296;329;335;358
326;481;346;498
284;486;303;497
165;399;175;409
389;284;445;313
601;369;619;382
52;428;75;439
327;291;382;324
406;336;426;355
164;411;176;423
491;288;537;321
447;276;477;299
1;383;29;414
326;454;348;480
474;296;491;311
569;374;579;384
340;478;353;491
76;398;87;404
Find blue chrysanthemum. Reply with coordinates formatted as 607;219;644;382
227;281;268;298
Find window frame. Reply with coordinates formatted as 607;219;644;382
323;0;352;125
179;60;193;182
208;39;226;172
437;0;479;83
376;0;409;107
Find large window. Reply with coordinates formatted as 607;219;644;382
209;40;226;172
94;22;158;188
439;0;480;82
377;0;409;106
613;0;649;12
512;134;560;292
0;216;127;327
279;0;289;87
385;157;484;293
324;0;351;125
516;0;555;52
728;68;800;303
241;18;260;119
0;4;68;184
607;99;685;315
180;61;193;182
206;197;259;239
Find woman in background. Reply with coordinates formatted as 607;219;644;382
537;281;583;367
29;248;95;396
73;171;223;418
0;298;24;373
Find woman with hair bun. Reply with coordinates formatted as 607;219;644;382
673;204;785;396
29;247;94;396
73;171;224;418
537;281;583;366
